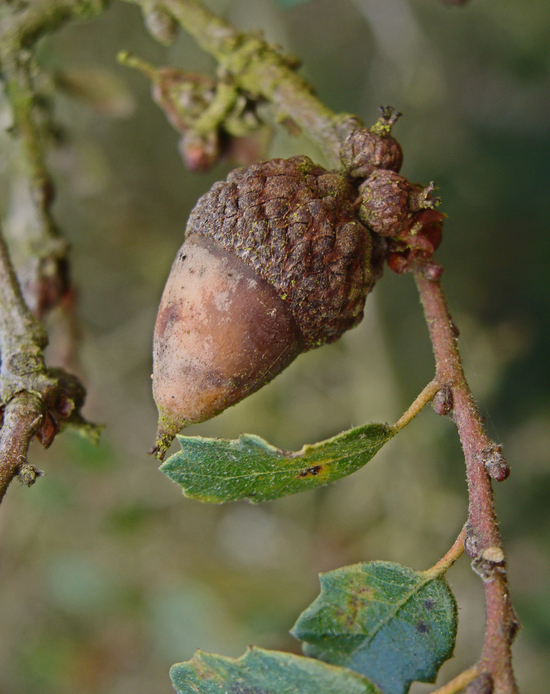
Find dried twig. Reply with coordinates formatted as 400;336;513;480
0;0;107;503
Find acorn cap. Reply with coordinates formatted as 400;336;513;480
187;155;374;350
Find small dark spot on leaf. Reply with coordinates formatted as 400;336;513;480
424;599;435;610
358;586;374;597
298;464;323;478
416;620;430;633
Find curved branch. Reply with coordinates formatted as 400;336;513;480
414;268;518;693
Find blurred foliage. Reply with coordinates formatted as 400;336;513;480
0;0;549;693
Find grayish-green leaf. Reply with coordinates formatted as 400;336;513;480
170;646;383;694
160;423;395;503
291;562;458;694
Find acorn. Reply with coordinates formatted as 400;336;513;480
341;107;403;180
151;155;377;458
357;169;445;274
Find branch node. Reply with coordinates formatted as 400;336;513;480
432;384;453;416
420;260;444;281
17;461;44;487
481;443;510;482
471;546;506;582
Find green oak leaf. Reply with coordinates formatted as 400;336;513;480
160;423;395;503
291;561;458;694
170;646;383;694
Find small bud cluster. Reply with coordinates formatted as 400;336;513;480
341;108;403;178
358;171;444;274
342;107;445;275
119;53;267;172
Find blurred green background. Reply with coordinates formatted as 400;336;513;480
0;0;549;692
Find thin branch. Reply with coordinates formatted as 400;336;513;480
0;224;51;502
414;268;518;693
424;525;466;578
393;378;440;431
0;0;109;318
123;0;358;167
0;0;108;502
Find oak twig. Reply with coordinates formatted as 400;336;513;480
0;0;107;503
0;0;109;318
123;0;359;168
414;269;518;692
0;223;93;503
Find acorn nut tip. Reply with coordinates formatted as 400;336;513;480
151;155;377;458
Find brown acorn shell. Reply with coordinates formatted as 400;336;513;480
186;155;374;350
152;233;304;447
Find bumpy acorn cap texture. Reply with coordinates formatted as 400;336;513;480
187;155;375;350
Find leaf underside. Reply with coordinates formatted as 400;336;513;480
159;422;395;503
291;561;458;694
170;646;383;694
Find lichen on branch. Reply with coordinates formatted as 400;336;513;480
0;0;107;502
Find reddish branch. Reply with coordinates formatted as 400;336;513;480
415;269;518;693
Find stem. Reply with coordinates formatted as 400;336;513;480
430;666;480;694
424;525;466;578
393;378;440;431
414;268;518;693
124;0;358;166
